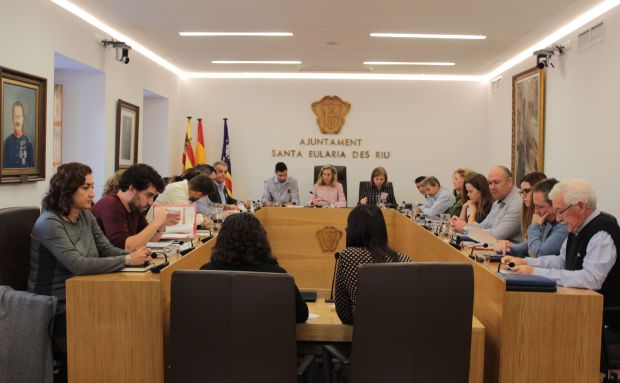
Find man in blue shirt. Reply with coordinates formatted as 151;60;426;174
3;101;34;168
420;176;455;218
262;162;299;206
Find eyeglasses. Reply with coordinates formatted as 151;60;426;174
519;188;532;196
555;204;575;217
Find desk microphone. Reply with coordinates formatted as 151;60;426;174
309;191;329;207
468;243;489;258
150;252;169;273
325;252;340;303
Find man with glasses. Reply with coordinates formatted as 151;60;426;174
498;178;568;257
451;165;522;242
503;179;620;312
92;163;180;250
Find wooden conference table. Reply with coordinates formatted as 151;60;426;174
66;207;601;383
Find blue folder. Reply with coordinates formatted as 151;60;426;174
497;272;557;292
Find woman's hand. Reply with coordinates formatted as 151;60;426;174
125;247;152;265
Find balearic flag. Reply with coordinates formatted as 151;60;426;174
195;118;206;164
220;118;233;194
182;116;195;171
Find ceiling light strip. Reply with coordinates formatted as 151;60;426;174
484;0;620;81
185;72;482;81
212;61;302;65
180;32;293;37
370;33;486;40
364;61;455;66
50;0;184;76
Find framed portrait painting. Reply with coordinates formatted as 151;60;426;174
0;67;47;183
512;67;545;183
115;99;139;170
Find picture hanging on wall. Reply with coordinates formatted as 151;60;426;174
115;99;140;170
512;66;545;183
0;66;47;183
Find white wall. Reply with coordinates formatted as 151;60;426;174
488;7;620;217
0;0;180;209
178;79;489;205
55;68;106;196
143;91;170;177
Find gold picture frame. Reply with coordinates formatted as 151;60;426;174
512;67;545;183
0;67;47;183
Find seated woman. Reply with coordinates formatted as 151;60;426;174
201;213;309;323
358;166;397;208
28;162;151;378
335;204;412;324
310;165;346;207
494;172;546;254
449;168;473;216
455;173;493;225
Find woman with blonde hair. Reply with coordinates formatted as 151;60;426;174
449;167;473;216
310;165;346;207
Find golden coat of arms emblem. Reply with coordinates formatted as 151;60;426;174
315;226;343;252
311;96;351;134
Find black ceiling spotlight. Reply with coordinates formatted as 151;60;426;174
101;39;131;64
533;44;566;69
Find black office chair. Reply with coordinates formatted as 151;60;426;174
324;263;474;383
602;307;620;382
314;165;347;197
170;270;314;383
0;206;40;290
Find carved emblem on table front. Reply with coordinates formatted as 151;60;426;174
316;226;343;252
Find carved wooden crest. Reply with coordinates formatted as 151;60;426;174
316;226;343;252
311;96;351;134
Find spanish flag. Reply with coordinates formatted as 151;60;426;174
221;118;233;194
195;118;206;164
182;116;195;171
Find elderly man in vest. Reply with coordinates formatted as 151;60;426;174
502;178;620;328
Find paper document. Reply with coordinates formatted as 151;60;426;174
146;241;174;248
156;204;197;240
468;227;498;247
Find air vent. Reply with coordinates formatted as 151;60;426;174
578;22;605;50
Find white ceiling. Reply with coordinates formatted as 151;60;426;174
68;0;602;76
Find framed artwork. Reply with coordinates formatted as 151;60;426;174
53;84;62;171
512;67;545;183
0;67;47;183
115;99;139;170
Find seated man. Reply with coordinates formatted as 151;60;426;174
420;176;455;218
92;163;179;251
146;174;216;226
211;161;238;207
495;178;568;257
451;165;522;242
414;176;427;204
262;162;299;206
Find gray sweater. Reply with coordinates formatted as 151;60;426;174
28;209;126;305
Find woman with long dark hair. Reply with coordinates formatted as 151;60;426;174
201;213;308;323
458;173;494;224
335;204;411;324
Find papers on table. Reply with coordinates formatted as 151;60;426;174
156;204;197;240
468;227;498;247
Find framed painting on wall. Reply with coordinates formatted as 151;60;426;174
115;99;139;170
512;67;545;183
0;67;47;183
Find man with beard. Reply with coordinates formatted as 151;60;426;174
92;163;180;250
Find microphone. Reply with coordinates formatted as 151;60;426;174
309;190;329;207
325;251;340;303
150;251;169;273
468;243;489;258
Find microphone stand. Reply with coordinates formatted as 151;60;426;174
150;251;169;273
325;252;340;303
309;190;331;207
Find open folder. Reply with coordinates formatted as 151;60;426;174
155;204;197;240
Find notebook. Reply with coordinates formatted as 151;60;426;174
497;272;557;292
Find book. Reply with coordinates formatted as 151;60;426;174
497;272;557;292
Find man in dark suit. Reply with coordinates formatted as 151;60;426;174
212;161;238;207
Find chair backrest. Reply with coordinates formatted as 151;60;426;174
313;165;347;197
0;206;40;290
350;263;474;383
170;270;297;383
358;181;393;203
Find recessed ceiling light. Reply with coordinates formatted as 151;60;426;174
370;33;487;40
180;32;293;37
364;61;455;66
212;60;302;65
